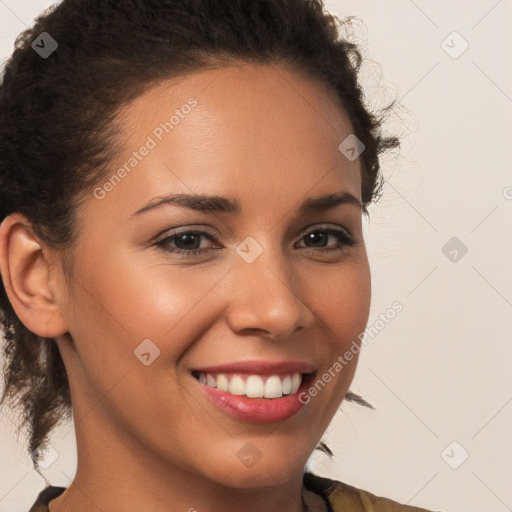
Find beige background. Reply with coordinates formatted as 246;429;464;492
1;1;511;511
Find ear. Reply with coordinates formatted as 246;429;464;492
0;213;68;338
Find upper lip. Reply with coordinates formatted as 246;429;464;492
192;360;316;375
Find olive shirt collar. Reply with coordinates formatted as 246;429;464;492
28;471;437;512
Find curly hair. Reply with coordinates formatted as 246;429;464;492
0;0;397;470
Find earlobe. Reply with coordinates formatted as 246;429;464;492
0;213;68;338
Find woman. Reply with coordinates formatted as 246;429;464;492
0;0;439;511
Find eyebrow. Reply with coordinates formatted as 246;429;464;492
132;190;362;217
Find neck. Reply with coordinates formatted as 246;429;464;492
48;404;309;512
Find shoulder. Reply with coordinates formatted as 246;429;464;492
31;476;442;512
303;471;441;512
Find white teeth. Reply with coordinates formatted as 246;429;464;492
282;375;292;395
291;373;301;393
228;375;245;395
264;376;283;398
245;375;264;397
216;374;229;392
196;371;304;398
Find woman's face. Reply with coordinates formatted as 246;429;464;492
54;62;371;488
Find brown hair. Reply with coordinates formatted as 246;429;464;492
0;0;396;470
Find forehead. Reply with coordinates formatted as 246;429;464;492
82;62;362;228
128;61;352;133
119;62;359;183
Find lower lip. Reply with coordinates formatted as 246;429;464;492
193;374;313;423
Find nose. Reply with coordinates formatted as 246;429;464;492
225;246;316;341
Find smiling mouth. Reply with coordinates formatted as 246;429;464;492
191;370;316;399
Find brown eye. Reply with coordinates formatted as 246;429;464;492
297;228;355;252
155;230;220;257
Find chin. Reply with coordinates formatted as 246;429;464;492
198;443;310;490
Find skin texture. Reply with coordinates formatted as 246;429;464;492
0;62;371;512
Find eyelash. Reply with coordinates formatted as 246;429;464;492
154;227;356;258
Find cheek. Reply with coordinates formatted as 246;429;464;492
299;259;371;394
68;249;230;353
256;258;371;455
66;244;370;386
58;261;174;410
305;258;371;351
62;249;231;443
